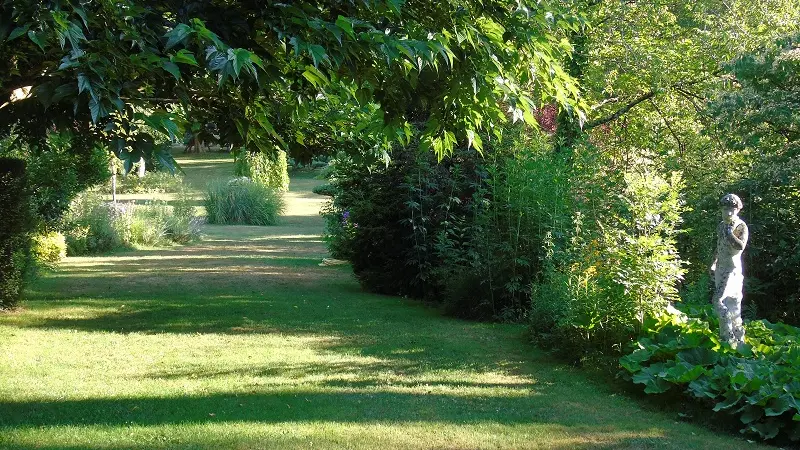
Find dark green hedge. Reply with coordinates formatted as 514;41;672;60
0;158;33;309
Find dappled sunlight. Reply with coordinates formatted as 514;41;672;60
0;165;765;449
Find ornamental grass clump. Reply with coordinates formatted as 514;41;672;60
204;178;284;226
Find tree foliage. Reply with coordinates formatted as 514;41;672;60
1;0;585;169
705;35;800;323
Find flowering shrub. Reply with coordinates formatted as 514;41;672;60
63;189;200;255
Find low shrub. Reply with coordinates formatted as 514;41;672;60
32;232;67;267
234;150;290;192
63;188;200;255
312;183;336;197
62;191;129;255
167;187;202;244
322;140;542;319
204;178;285;225
620;306;800;442
110;172;184;194
130;201;171;247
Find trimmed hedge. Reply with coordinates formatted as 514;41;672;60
0;158;33;309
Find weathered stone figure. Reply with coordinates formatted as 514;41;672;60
710;193;749;347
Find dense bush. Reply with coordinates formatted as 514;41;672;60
322;147;449;299
204;178;285;226
323;134;571;320
621;306;800;442
0;158;33;309
130;199;199;246
32;232;67;268
531;144;687;358
324;131;687;348
0;131;109;229
690;35;800;325
234;150;290;192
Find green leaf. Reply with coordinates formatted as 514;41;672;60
27;30;45;51
77;73;92;97
122;153;134;174
631;366;672;394
66;22;86;49
162;61;181;81
73;6;89;29
7;25;29;41
335;16;355;39
88;97;107;123
749;419;781;440
677;347;720;366
172;49;198;66
466;130;483;152
714;393;742;412
232;49;251;78
302;65;329;88
764;394;797;417
160;118;180;142
664;362;706;383
154;146;178;174
739;405;764;424
165;23;193;50
249;53;265;70
308;44;329;68
688;376;721;399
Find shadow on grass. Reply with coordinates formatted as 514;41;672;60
13;288;526;374
0;387;675;450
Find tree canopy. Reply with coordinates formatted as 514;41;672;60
1;0;585;169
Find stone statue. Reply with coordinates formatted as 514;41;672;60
710;193;749;347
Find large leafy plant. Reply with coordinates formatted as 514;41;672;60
621;306;800;442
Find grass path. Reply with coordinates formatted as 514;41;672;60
0;154;764;449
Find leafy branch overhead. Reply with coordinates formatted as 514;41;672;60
0;0;586;168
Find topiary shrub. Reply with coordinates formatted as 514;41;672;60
234;150;290;192
312;183;336;197
0;158;33;309
204;178;285;225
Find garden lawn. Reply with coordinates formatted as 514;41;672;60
0;155;765;449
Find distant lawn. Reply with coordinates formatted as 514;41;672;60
0;158;767;449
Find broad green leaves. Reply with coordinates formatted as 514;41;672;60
621;307;800;441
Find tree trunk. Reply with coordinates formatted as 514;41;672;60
137;157;146;178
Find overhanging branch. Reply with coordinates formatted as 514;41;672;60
585;89;655;129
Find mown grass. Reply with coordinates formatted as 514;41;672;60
0;154;768;449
